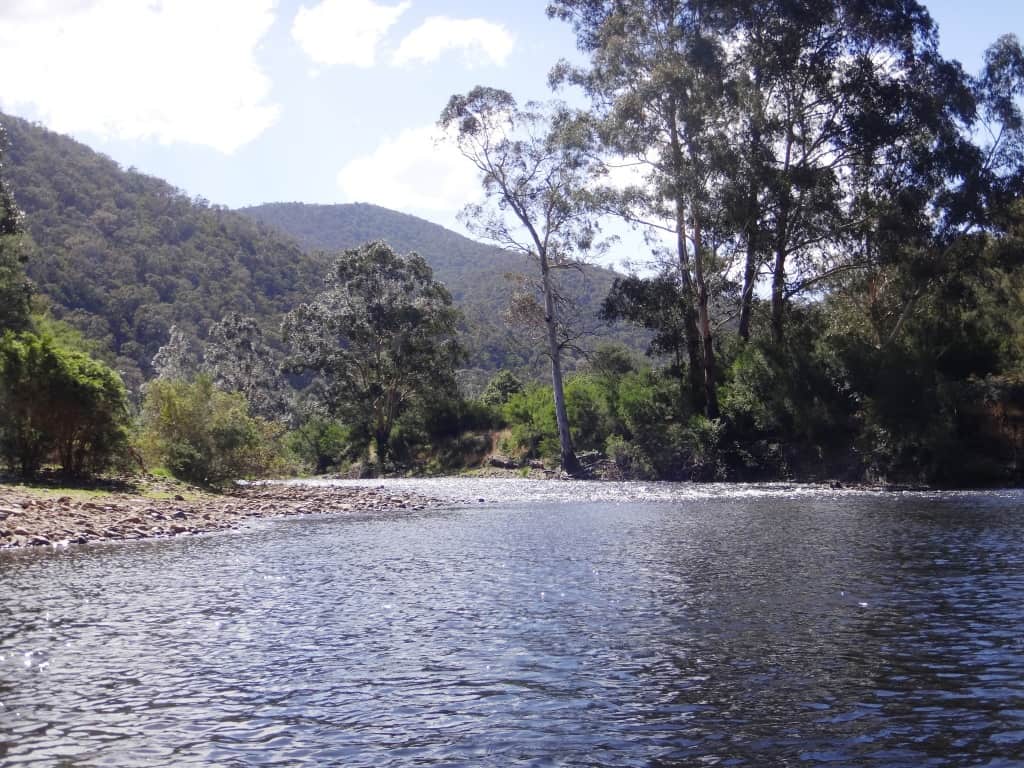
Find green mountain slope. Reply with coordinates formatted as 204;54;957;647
239;202;649;375
238;202;529;303
2;112;327;389
2;113;644;391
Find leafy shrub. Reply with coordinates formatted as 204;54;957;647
286;414;351;475
684;415;726;480
720;346;783;433
605;435;655;479
0;331;130;477
479;370;524;407
502;384;558;459
138;375;284;486
502;374;624;460
564;375;617;452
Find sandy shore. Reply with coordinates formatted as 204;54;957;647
0;482;443;550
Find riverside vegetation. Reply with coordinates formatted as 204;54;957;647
1;0;1023;493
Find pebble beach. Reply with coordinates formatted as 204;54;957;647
0;481;443;550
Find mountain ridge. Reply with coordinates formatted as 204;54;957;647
238;202;649;376
2;112;645;390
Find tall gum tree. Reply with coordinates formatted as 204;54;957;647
548;0;730;418
846;33;1024;352
710;0;955;344
440;87;600;476
550;0;962;350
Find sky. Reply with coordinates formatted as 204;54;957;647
1;0;1022;268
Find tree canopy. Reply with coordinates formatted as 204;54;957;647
0;331;130;477
283;241;464;464
440;87;606;475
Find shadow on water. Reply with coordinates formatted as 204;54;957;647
1;481;1023;766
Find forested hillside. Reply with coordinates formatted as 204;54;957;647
1;114;645;389
2;112;327;390
240;202;649;375
239;202;526;301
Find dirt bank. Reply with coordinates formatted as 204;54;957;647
0;482;443;550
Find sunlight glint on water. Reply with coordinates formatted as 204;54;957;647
2;480;1023;766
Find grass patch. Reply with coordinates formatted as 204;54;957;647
0;469;214;503
3;484;118;501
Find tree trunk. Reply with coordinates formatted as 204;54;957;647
770;130;794;346
738;107;764;343
770;243;787;346
679;276;704;414
738;209;759;342
540;252;583;477
668;117;706;416
691;214;719;419
738;248;757;341
374;425;389;470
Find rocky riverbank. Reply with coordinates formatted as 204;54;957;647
0;482;444;550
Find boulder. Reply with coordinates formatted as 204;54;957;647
488;456;519;470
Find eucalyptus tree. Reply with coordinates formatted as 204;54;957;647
204;312;287;420
548;0;736;418
0;332;129;478
152;324;200;380
974;34;1024;222
439;87;602;476
841;33;1024;353
704;0;967;344
282;241;463;466
548;0;961;353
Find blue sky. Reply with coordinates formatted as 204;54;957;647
1;0;1021;261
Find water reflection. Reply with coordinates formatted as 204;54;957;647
1;484;1023;766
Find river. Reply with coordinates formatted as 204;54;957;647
2;479;1023;766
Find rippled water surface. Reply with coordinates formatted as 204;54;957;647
2;480;1024;766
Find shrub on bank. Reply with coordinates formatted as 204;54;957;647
285;414;352;475
137;375;285;486
0;331;130;478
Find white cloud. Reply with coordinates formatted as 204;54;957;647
393;16;515;68
292;0;410;69
0;0;279;154
1;0;97;21
337;124;481;218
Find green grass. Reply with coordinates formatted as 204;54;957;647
4;484;117;501
0;468;213;503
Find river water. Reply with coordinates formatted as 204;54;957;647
2;479;1023;766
